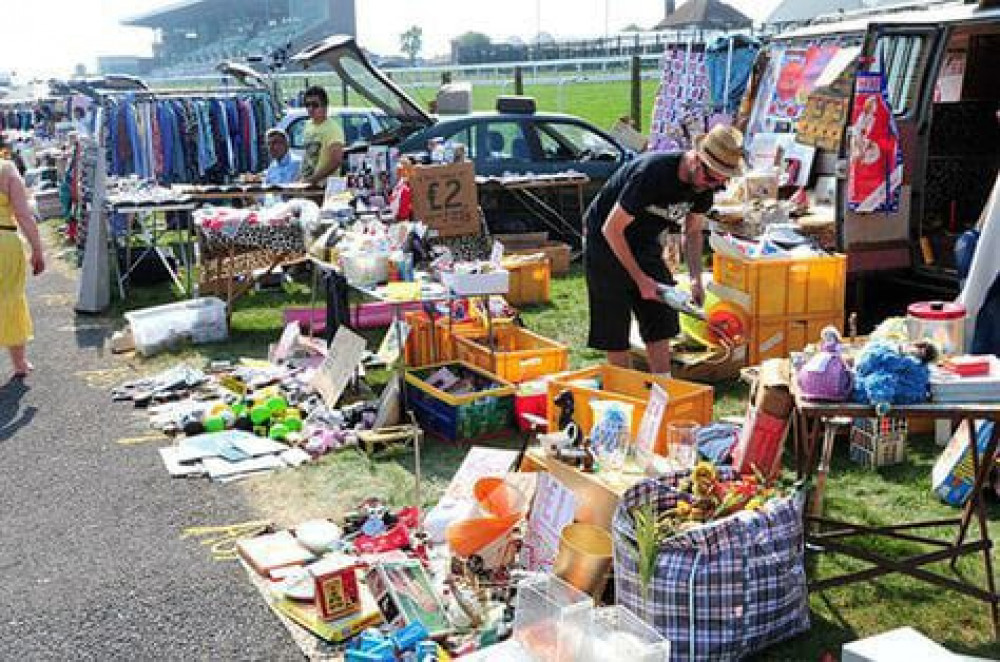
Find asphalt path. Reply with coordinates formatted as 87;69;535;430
0;248;300;660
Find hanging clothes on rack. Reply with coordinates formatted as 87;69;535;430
102;92;276;185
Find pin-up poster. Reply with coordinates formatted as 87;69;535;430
847;71;903;213
649;48;711;152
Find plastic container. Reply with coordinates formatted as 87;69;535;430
435;317;513;362
513;574;594;662
748;312;843;365
439;269;510;296
125;297;228;356
504;258;551;307
712;252;847;318
581;606;670;662
547;365;713;456
515;380;550;431
403;311;435;366
453;325;568;383
906;301;966;356
405;361;515;442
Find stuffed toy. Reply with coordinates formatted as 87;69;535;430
852;340;937;415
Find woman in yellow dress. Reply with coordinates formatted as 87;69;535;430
0;159;45;380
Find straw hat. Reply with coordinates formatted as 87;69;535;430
694;125;746;178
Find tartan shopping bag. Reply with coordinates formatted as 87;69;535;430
612;471;810;661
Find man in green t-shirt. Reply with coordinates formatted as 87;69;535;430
299;86;345;185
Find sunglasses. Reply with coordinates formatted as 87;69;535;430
304;101;322;109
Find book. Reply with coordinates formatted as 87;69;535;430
271;580;382;643
237;530;315;577
310;556;361;621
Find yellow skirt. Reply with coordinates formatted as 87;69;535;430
0;230;32;347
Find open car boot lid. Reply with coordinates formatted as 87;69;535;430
290;34;434;145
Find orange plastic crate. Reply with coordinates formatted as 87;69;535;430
453;325;569;383
546;364;713;457
504;259;551;307
747;312;844;365
712;253;847;317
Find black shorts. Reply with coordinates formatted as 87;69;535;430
584;248;679;352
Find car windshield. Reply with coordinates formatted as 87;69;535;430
535;121;620;161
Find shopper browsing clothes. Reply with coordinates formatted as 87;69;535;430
0;159;45;381
583;124;743;374
299;86;345;186
263;128;301;185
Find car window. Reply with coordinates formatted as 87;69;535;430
535;121;620;161
440;125;477;160
341;113;375;143
483;121;530;161
287;117;307;150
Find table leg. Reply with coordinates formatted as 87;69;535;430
810;419;838;524
307;265;319;339
951;419;1000;551
951;418;1000;636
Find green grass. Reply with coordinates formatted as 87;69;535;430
113;266;1000;657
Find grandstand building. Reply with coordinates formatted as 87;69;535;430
122;0;356;78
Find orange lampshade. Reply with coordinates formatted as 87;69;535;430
446;513;521;558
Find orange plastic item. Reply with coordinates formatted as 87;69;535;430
446;513;521;558
473;477;529;517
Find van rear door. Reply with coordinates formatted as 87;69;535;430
840;22;945;273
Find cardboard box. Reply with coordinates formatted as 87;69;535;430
410;162;479;237
842;627;956;662
494;233;573;275
753;359;794;419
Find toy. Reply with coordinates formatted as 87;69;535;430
853;340;936;414
797;326;853;402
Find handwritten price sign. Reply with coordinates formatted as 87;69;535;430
409;162;480;237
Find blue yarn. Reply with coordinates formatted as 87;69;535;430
852;342;930;407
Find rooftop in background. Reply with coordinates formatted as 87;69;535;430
765;0;937;28
655;0;754;30
124;0;282;28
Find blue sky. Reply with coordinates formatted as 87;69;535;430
0;0;781;79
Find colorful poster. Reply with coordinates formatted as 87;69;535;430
649;47;712;152
847;71;903;213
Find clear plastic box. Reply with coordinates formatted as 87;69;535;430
513;575;593;662
581;606;670;661
125;297;228;356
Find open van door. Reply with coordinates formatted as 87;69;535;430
840;22;946;273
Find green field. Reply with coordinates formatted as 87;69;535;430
274;75;662;134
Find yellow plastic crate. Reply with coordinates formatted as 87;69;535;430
712;253;847;317
452;325;569;383
503;258;551;307
546;364;713;457
747;313;844;365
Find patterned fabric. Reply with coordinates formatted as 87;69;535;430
613;471;809;661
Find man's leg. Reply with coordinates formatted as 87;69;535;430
645;339;672;374
606;350;631;369
585;255;632;362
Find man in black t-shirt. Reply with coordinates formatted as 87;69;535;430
583;124;745;373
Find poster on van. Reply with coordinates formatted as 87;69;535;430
847;71;903;213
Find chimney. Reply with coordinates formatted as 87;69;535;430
665;0;676;16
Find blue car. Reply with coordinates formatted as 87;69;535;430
290;36;632;198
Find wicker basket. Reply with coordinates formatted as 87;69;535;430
849;417;907;468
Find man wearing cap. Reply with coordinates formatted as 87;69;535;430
583;124;743;374
263;128;301;185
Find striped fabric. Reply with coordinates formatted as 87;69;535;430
613;471;810;661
